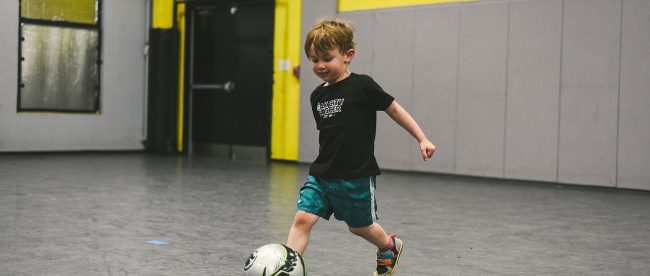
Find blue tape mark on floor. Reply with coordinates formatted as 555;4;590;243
146;240;169;245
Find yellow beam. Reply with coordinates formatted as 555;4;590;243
271;0;301;161
176;4;186;152
338;0;477;12
152;0;173;29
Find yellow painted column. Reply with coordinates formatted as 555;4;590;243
156;0;185;153
271;0;301;161
149;0;181;153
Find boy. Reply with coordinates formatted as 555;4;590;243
287;19;436;276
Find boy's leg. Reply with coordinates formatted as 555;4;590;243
349;223;403;276
348;222;390;249
287;210;320;255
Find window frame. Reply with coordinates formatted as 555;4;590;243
17;0;103;114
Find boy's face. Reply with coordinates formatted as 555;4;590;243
308;45;354;85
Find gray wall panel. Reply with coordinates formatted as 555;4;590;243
618;0;650;190
345;12;374;76
298;0;337;163
456;1;508;178
372;9;416;170
103;0;147;131
559;0;621;187
411;5;460;174
0;0;18;121
505;0;562;182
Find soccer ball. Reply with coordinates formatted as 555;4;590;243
243;243;306;275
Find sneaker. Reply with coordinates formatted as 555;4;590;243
374;234;403;276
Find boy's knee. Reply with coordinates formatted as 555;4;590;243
293;217;310;228
292;211;318;230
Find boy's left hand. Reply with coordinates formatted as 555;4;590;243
420;139;436;161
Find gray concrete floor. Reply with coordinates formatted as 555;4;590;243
1;153;649;276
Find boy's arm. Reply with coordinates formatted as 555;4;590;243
384;100;436;161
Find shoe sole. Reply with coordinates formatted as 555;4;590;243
373;239;403;276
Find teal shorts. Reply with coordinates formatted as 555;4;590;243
297;175;378;228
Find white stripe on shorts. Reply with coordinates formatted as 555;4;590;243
369;176;378;221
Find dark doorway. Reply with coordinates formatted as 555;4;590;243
186;1;274;160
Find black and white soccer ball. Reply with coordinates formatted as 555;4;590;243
243;243;306;276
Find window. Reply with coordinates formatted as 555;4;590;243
18;0;102;113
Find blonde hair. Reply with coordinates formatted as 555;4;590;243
304;18;355;57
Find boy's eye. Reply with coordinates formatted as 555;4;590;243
322;57;333;62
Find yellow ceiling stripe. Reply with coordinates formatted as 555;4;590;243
338;0;477;12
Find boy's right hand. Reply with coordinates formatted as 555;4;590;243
420;139;436;161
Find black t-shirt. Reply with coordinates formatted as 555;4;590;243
309;73;395;179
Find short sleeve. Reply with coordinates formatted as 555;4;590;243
360;75;394;111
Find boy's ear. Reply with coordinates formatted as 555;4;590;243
344;48;355;63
